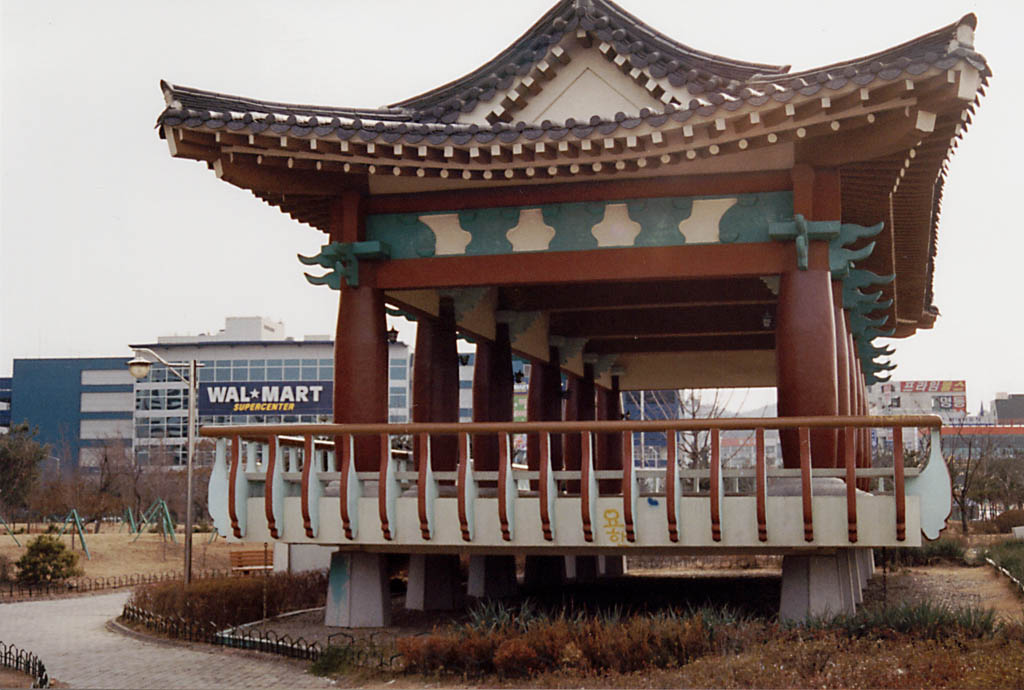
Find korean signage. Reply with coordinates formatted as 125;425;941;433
198;381;332;416
878;380;967;415
898;380;966;393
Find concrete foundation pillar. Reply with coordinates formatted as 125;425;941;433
406;554;461;610
571;555;599;583
523;555;565;589
847;549;864;604
599;555;627;577
325;551;390;628
779;553;855;622
467;555;517;599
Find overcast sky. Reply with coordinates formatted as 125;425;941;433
1;0;1020;411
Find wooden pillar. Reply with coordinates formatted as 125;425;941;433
776;266;839;468
595;376;622;495
472;323;513;475
330;193;386;472
526;347;563;474
563;363;595;493
413;297;459;473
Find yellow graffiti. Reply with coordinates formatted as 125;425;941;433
602;508;626;544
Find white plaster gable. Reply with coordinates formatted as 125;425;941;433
420;213;471;256
591;203;641;247
465;47;665;127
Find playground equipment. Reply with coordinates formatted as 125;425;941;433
132;499;178;544
0;515;20;546
57;509;90;560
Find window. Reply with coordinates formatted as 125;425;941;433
389;387;407;409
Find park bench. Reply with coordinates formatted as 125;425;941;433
229;548;273;575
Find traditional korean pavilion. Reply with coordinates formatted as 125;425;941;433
157;0;989;624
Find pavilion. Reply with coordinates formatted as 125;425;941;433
157;0;989;624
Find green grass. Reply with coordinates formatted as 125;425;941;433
984;539;1024;584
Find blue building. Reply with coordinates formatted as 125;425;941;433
8;358;134;470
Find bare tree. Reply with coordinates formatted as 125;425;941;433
943;418;1005;532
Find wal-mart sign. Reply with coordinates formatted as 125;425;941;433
198;381;333;416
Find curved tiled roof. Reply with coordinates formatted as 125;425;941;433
158;1;987;147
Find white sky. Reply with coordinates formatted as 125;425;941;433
1;0;1020;411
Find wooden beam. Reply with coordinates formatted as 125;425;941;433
795;111;932;167
584;334;775;353
213;156;368;196
501;278;776;312
369;243;795;290
365;170;791;215
550;304;773;338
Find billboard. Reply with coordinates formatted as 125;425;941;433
198;381;332;416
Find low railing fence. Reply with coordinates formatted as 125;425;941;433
201;416;942;546
120;604;401;667
0;569;233;601
0;640;49;688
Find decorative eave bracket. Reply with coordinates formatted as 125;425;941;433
298;241;391;289
768;215;839;270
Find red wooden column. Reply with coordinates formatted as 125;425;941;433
412;297;459;473
595;375;623;494
834;286;852;462
331;192;387;472
472;323;513;477
563;363;595;494
777;166;840;468
526;347;563;475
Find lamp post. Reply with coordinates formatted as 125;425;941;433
127;348;203;585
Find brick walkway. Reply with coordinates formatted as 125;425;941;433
0;592;334;688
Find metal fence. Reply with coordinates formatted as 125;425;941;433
0;640;49;688
0;569;233;601
120;604;402;668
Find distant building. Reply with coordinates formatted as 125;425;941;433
993;393;1024;425
0;377;11;433
7;358;134;469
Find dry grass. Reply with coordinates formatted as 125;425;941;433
0;529;235;580
0;667;33;688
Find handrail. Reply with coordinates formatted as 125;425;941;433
200;414;941;438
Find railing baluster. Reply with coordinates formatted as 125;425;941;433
338;434;358;540
379;433;395;540
539;432;554;541
245;440;257;472
844;426;857;542
799;427;813;542
457;432;476;542
497;432;514;541
710;429;722;542
893;426;906;541
301;435;317;538
755;428;767;542
666;431;679;542
622;430;636;543
417;432;436;540
228;435;245;539
264;435;282;539
581;431;595;542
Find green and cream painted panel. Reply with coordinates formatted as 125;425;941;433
365;192;794;258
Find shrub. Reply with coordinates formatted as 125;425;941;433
874;536;966;567
0;554;11;583
15;534;82;583
128;570;327;628
797;601;998;640
994;509;1024;534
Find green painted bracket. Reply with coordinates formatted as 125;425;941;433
496;311;541;344
385;306;417;322
543;202;603;251
768;215;840;270
850;311;889;336
550;336;588;364
440;287;489;321
299;241;391;289
845;268;895;292
584;353;620;377
830;221;883;279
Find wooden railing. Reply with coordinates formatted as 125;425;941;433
201;415;941;547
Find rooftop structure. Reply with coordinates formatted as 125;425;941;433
158;0;989;624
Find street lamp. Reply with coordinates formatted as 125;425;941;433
127;348;203;586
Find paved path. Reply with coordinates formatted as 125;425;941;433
0;592;335;688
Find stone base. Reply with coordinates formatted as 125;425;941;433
569;555;599;582
523;555;565;589
407;554;462;610
467;555;518;598
598;555;627;577
779;552;858;622
325;551;390;628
